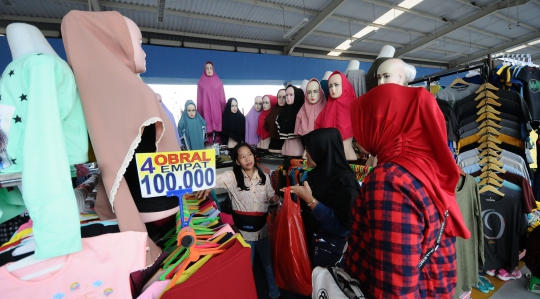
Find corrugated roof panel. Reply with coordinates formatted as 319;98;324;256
266;0;331;11
316;18;365;37
492;1;540;29
335;1;389;23
1;0;86;18
301;35;349;49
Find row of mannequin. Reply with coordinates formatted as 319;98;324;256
0;11;417;265
182;47;417;161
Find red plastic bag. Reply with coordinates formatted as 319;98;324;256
268;187;312;295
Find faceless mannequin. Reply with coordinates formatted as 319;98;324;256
301;79;309;93
345;60;360;72
322;71;332;80
377;45;396;59
227;99;239;148
187;103;196;118
254;96;263;112
327;74;357;161
205;62;214;77
6;23;58;60
124;17;146;73
377;58;407;86
269;89;287;153
257;96;272;149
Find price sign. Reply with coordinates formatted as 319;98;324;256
135;149;216;198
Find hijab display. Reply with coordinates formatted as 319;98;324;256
62;10;182;264
278;85;305;157
0;23;88;259
257;94;277;149
351;84;470;239
221;98;246;148
245;96;263;146
295;79;327;136
197;61;227;143
266;89;286;153
178;100;206;150
366;45;395;91
315;71;357;160
302;128;360;239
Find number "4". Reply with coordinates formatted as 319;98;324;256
141;157;156;174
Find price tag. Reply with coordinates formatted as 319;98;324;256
135;149;216;198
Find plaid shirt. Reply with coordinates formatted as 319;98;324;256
345;163;457;299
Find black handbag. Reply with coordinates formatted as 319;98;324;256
311;230;348;268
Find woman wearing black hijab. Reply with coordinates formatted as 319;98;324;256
221;98;246;147
286;128;360;267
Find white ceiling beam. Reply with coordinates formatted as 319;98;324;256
396;0;528;57
449;30;540;67
284;0;347;54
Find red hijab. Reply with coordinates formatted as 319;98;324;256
351;84;470;239
315;71;355;139
257;95;278;140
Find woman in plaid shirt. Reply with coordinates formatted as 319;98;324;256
346;84;471;298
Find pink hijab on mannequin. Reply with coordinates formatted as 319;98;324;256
295;78;327;136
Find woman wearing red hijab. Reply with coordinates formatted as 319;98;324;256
345;83;470;299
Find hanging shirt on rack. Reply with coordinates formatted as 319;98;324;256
436;83;481;106
516;67;540;121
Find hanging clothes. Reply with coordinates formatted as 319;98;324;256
221;98;245;145
196;61;227;133
244;99;262;146
177;100;206;150
295;79;327;136
276;85;304;140
345;69;367;97
257;95;277;141
315;71;356;140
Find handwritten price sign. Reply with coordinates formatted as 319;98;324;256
135;149;216;198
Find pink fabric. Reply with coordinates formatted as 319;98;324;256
17;219;33;233
197;61;227;133
315;71;355;139
295;78;327;136
0;231;147;298
257;95;278;140
136;280;170;299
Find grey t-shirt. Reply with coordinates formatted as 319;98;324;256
345;69;367;97
436;83;481;106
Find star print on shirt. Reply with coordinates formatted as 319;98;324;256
10;158;16;165
37;53;43;55
20;94;27;101
8;70;14;77
13;115;22;123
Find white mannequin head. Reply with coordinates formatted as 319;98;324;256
123;17;146;73
6;23;58;60
285;86;295;105
300;79;309;93
377;58;406;86
322;71;332;80
345;60;360;72
277;89;286;106
328;73;343;98
376;45;396;59
254;96;263;112
404;62;417;84
205;62;214;77
306;81;322;104
263;96;271;111
231;99;238;113
187;103;197;119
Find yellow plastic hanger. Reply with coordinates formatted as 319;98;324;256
476;83;499;93
475;91;499;101
478;135;502;144
478;126;501;136
478;120;502;130
477;141;503;152
481;163;506;174
476;112;501;122
476;98;502;108
476;105;501;115
478;156;504;167
479;148;502;159
449;77;470;87
478;171;504;182
478;184;505;196
478;177;503;188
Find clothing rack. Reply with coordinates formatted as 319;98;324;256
409;63;487;86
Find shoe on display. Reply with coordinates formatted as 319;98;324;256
472;283;489;294
485;269;496;276
496;268;522;281
478;275;495;291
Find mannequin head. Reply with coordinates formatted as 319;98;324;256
205;62;214;77
377;58;406;86
263;96;272;111
306;81;322;104
277;89;286;106
123;17;146;73
186;103;196;119
6;23;58;60
254;96;263;112
231;99;238;113
328;73;342;98
285;86;295;105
